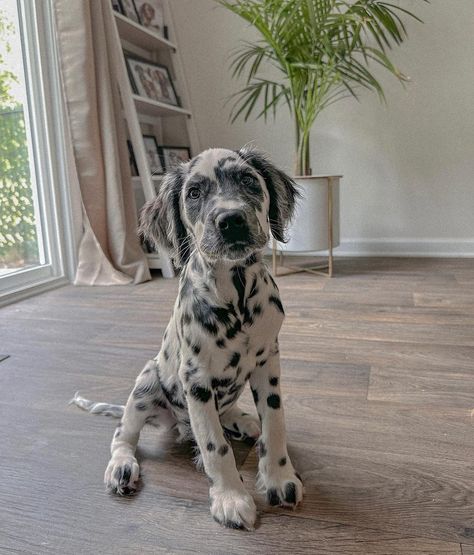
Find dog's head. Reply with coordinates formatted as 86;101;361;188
139;147;299;267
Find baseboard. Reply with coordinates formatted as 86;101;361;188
277;239;474;258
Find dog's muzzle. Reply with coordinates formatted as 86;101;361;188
215;209;250;245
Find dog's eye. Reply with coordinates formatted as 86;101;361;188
188;187;200;200
242;175;255;186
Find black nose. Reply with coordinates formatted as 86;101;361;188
215;210;247;236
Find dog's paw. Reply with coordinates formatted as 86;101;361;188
210;486;257;530
222;411;261;444
261;468;303;508
104;455;140;495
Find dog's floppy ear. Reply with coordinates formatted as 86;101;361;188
237;147;300;242
138;166;190;267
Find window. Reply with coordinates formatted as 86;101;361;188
0;1;74;306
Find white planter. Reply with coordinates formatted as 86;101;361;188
283;175;341;252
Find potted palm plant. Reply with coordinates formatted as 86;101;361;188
218;0;424;254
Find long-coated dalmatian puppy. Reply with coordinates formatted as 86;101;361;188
72;146;303;530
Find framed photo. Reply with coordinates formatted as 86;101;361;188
111;0;123;14
126;140;138;176
125;54;179;106
143;135;165;175
159;146;191;170
134;0;165;38
119;0;140;22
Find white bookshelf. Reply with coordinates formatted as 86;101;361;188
109;1;200;278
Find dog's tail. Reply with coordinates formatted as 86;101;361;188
69;391;124;418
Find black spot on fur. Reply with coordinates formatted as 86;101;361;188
190;384;212;403
279;456;287;466
253;303;262;316
257;359;267;367
257;440;267;457
152;397;167;409
229;352;241;367
267;488;280;506
214;392;219;410
211;377;233;389
245;253;257;266
218;444;229;456
269;376;279;387
163;349;169;361
269;295;284;314
231;265;246;315
267;393;281;409
158;376;185;409
221;393;239;408
216;338;226;348
251;388;259;404
226;320;241;339
268;273;278;290
207;442;216;452
192;343;201;355
256;348;265;357
284;482;297;504
245;372;252;381
135;402;148;411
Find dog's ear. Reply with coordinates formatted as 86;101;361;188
138;166;190;267
237;147;300;242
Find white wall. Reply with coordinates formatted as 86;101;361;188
172;0;474;256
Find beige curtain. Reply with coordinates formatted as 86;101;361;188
54;0;151;285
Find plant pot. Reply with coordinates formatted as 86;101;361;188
282;175;341;253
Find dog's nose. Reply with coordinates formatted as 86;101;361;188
215;210;246;233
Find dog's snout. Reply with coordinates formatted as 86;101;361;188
215;210;247;233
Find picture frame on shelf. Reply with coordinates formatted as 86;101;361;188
159;146;191;170
134;0;166;39
125;54;179;106
127;140;139;176
143;135;165;176
118;0;140;23
111;0;123;14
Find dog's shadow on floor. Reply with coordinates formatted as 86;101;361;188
130;428;256;503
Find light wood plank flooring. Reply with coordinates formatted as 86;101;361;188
1;257;473;554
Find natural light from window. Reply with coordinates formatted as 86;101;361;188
0;0;43;277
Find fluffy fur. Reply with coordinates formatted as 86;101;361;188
72;147;303;530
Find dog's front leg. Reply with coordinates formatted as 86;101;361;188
182;373;257;530
250;351;303;508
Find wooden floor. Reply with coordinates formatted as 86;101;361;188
1;257;474;554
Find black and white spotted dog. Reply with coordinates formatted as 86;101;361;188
72;146;303;530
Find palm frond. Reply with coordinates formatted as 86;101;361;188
218;0;426;174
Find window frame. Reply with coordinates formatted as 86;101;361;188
0;0;76;307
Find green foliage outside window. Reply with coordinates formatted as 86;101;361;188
0;9;38;268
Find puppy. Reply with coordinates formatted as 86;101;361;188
72;146;303;530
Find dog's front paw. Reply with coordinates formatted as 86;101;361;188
210;486;257;530
104;455;140;495
261;467;303;508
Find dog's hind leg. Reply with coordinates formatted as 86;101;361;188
104;359;172;495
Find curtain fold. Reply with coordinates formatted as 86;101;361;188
53;0;151;285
